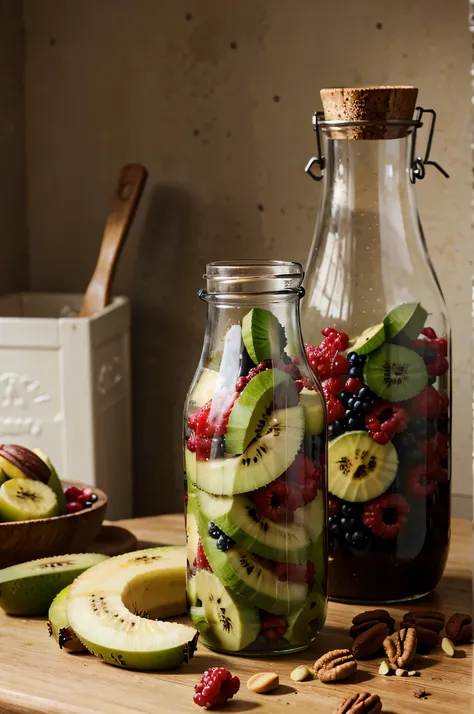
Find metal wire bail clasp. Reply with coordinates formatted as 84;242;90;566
305;112;326;181
409;107;449;183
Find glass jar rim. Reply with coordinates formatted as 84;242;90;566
202;260;304;296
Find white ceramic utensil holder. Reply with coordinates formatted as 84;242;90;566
0;293;132;520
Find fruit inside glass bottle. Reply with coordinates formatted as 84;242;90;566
184;306;327;653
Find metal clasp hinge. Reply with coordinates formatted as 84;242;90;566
410;107;449;183
305;111;326;181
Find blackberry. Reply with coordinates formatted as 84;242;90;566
338;391;351;406
328;514;341;536
348;352;366;367
358;385;372;400
328;420;345;440
349;366;363;379
426;419;438;438
89;493;99;503
408;417;429;439
216;534;235;551
347;416;364;431
347;528;372;551
208;522;222;539
413;343;437;364
340;516;358;533
438;415;449;434
347;397;356;410
341;503;364;517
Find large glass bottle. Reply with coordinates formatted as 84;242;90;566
184;261;327;654
301;87;451;603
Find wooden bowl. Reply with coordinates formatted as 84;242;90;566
0;481;107;568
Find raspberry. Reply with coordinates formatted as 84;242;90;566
235;376;248;392
253;480;291;521
322;377;345;396
362;494;410;540
410;385;441;419
305;329;349;380
274;561;310;583
435;432;450;459
326;394;345;423
286;483;305;510
331;353;350;376
365;402;409;442
427;356;449;377
422;326;437;340
405;465;437;497
193;541;211;572
260;612;288;640
417;436;438;463
287;454;321;504
344;377;362;394
372;431;389;445
188;401;232;438
433;337;448;357
438;391;449;413
193;668;240;709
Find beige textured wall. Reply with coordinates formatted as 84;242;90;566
0;0;27;292
22;0;472;515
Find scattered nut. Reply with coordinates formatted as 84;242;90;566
378;660;391;676
314;649;357;683
414;689;431;700
247;672;279;693
441;637;455;657
352;622;389;660
408;670;420;677
402;610;445;634
383;627;417;668
445;612;473;644
389;662;398;671
395;668;408;677
290;665;311;682
350;609;395;638
332;692;382;714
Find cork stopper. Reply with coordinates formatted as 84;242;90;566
320;86;418;139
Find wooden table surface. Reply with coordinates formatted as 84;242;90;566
0;516;471;714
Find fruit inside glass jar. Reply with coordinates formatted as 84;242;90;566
306;302;450;603
184;307;327;654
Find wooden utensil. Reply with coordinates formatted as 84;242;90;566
80;163;148;317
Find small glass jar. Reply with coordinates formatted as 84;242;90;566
184;260;327;655
302;87;451;604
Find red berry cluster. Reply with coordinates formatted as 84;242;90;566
64;486;98;514
362;494;410;540
321;378;345;423
410;385;447;419
193;541;212;572
193;668;240;709
273;560;315;589
253;455;321;521
416;327;449;377
305;328;349;380
187;398;236;461
365;402;409;445
405;462;447;497
260;612;288;641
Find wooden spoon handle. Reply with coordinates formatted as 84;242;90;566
80;163;148;317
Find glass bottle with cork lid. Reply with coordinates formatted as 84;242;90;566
302;86;451;603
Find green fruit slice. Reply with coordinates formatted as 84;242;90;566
285;585;327;646
193;406;304;495
33;448;67;515
225;368;298;455
242;308;287;363
364;343;428;401
191;569;260;651
48;586;87;653
67;547;197;670
299;388;325;435
383;302;428;340
0;478;59;522
187;575;199;607
189;368;220;409
348;323;386;355
0;553;108;615
200;517;307;615
186;512;200;566
328;431;398;502
198;490;310;563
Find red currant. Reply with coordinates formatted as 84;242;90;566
64;486;82;502
66;501;83;514
422;327;437;340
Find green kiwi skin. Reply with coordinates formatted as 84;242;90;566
241;308;287;364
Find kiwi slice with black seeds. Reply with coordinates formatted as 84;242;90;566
364;343;428;402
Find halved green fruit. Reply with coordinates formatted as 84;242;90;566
200;516;307;615
328;431;398;502
383;302;428;341
0;478;59;522
225;368;297;455
193;406;304;495
348;323;385;355
198;490;310;563
67;547;197;670
242;308;287;363
48;586;86;653
364;343;428;401
189;368;219;409
0;552;108;615
33;448;67;515
191;569;260;651
299;388;325;435
285;585;327;646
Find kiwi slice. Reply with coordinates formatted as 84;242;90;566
33;448;67;515
299;388;325;435
48;586;87;653
285;585;327;646
328;431;398;502
364;343;428;401
186;511;200;567
0;552;108;615
67;547;197;670
225;368;298;455
189;367;220;409
0;478;59;522
193;406;304;496
242;308;287;364
383;302;428;341
191;569;260;651
348;323;385;355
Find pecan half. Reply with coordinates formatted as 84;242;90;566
333;692;382;714
383;627;417;668
445;613;473;644
402;610;445;633
0;444;51;484
352;622;389;659
350;609;395;638
401;623;439;652
314;649;357;683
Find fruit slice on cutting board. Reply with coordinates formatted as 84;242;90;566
48;586;87;653
383;302;427;341
193;406;304;495
198;489;310;563
190;569;260;651
242;308;287;363
67;547;197;670
189;368;220;409
0;552;108;615
364;343;428;401
328;431;398;503
348;323;385;356
0;478;59;522
285;585;327;646
225;368;298;455
200;517;307;615
33;448;67;515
